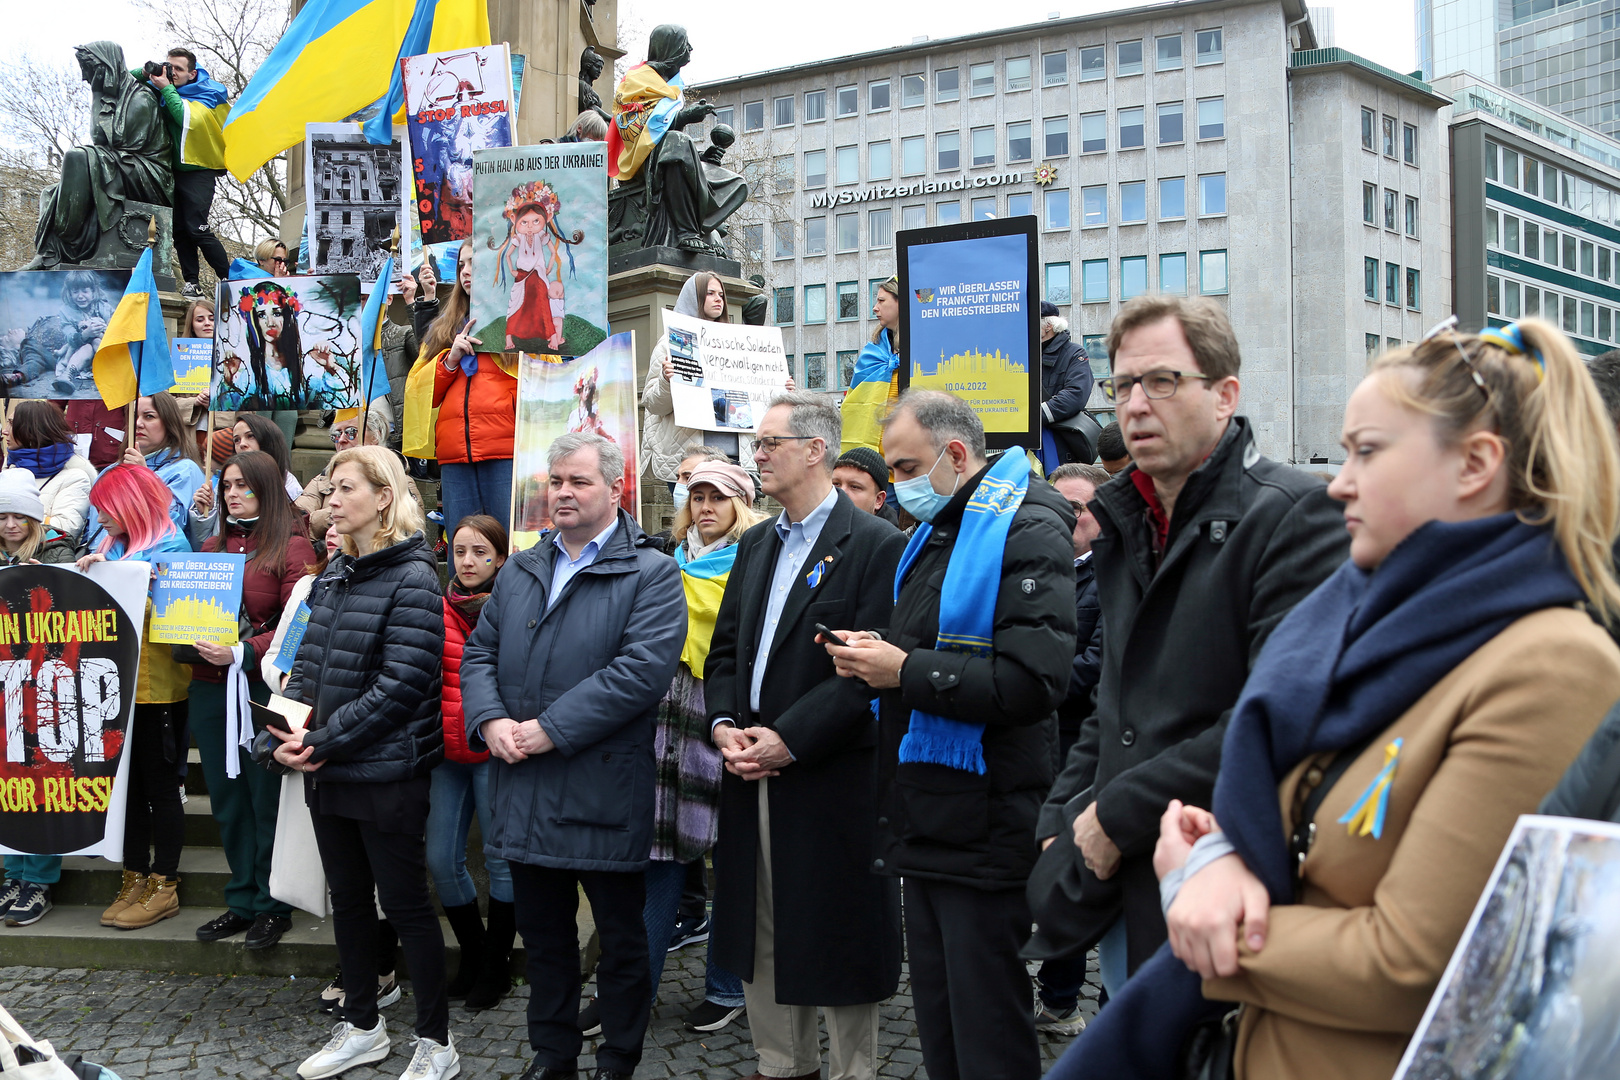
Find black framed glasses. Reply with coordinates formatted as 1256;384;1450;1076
1098;370;1215;403
756;435;816;453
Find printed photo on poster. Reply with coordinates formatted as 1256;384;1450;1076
149;554;246;646
1394;815;1620;1080
510;332;639;551
403;43;515;245
0;561;148;861
662;309;789;432
0;269;132;399
168;338;212;397
470;143;608;358
305;123;403;285
210;275;364;412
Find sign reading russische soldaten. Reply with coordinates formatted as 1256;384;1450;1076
0;562;147;860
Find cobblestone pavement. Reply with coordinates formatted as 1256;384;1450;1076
0;948;1099;1078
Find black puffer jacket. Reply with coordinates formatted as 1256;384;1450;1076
284;532;445;782
1541;699;1620;822
1040;330;1094;424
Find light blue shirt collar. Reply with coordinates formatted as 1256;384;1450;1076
773;485;838;545
548;516;620;609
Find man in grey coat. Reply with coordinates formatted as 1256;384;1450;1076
461;432;686;1080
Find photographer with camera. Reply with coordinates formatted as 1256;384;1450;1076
134;49;231;299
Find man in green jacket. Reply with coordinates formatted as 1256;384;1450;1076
134;49;231;298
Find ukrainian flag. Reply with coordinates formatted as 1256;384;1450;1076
224;0;490;182
674;542;738;679
337;257;397;428
92;249;174;411
840;335;902;455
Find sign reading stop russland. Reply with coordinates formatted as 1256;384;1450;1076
0;561;148;860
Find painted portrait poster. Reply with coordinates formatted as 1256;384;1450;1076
210;275;364;412
469;142;608;358
304;122;402;285
402;43;515;245
0;269;131;399
509;332;639;552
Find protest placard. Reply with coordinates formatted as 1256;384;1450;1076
210;275;364;411
150;554;246;646
0;269;132;400
304;123;402;285
168;337;212;397
402;43;515;245
272;599;311;674
662;310;789;433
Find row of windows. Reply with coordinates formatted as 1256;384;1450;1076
1487;274;1619;342
1486;206;1620;283
727;29;1228;129
1047;250;1228;302
1364;334;1409;359
1485;139;1620;226
1359;108;1420;166
1361;183;1421;238
1361;258;1422;310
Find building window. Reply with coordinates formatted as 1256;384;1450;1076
902;204;926;231
1406;268;1420;310
1543;228;1558;266
1364;257;1378;300
1117;39;1144;76
1563;295;1577;334
774;96;794;127
1046;262;1072;304
973;127;996;167
837;86;857;116
1385;261;1399;304
1387;337;1400;352
837;351;858;390
805;352;827;391
938;131;960;171
774;287;794;325
1384;189;1397;231
1564;233;1578;272
869;141;892;181
1047;116;1071;157
774;221;795;259
869;279;887;309
901;136;925;176
1602;307;1612;340
1080;45;1105;81
1523;283;1537;318
836;213;859;252
1403;123;1418;165
1601;248;1612;281
1382;115;1395;157
1199;173;1226;216
1197;97;1224;139
869;80;890;111
902;74;925;108
714;106;735;129
937;200;962;225
1008;192;1032;217
1158;102;1184;144
742;224;763;260
870;207;893;247
1159;177;1186;218
1006;57;1032;91
1156;34;1183;70
936;67;959;101
1008;122;1032;162
1360;107;1375;150
1362;183;1376;224
1582;240;1596;277
1160;252;1187;294
773;155;794;193
1522;156;1539;196
971;196;996;220
1121;181;1146;223
1082;259;1109;302
1500;147;1520;187
804;90;826;122
744;101;764;131
1046;188;1072;230
1119;108;1145;149
837;281;860;320
1200;250;1229;295
804;216;826;255
1583;301;1596;338
1365;333;1380;358
1196;27;1223;64
1500;214;1518;252
1121;256;1148;298
1524;221;1539;260
1043;51;1068;85
805;285;827;324
837;145;858;185
970;62;995;97
805;149;827;188
321;211;329;225
1079;113;1104;153
1405;196;1419;237
1484;140;1498;181
1081;185;1106;226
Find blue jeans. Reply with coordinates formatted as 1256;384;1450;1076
425;758;513;906
3;856;60;885
440;458;514;536
644;858;744;1007
1096;916;1129;998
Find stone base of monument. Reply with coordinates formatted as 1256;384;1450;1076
608;243;742;278
38;201;177;288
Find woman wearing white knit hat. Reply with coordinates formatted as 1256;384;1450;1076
0;468;75;566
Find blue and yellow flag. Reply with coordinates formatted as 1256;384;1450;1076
674;542;737;678
92;249;174;411
359;257;395;407
841;336;901;455
224;0;490;182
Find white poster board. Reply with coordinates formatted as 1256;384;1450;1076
663;310;789;433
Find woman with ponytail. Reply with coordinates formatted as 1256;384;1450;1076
1059;318;1620;1080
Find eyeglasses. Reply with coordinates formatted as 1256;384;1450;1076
270;257;288;268
330;427;360;443
1098;370;1215;403
755;435;816;454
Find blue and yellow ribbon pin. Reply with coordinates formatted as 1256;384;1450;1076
806;555;833;588
1337;738;1403;839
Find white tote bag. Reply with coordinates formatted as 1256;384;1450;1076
0;1002;81;1080
269;770;328;918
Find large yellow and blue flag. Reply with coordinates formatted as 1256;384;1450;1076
841;334;902;455
92;249;174;411
224;0;490;182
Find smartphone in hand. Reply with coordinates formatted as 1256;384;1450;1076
815;622;850;648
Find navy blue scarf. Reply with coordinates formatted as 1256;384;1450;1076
1048;513;1586;1080
8;443;74;482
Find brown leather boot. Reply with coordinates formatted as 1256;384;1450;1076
114;874;180;929
100;870;147;927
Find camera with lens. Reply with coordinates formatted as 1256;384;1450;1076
142;60;173;80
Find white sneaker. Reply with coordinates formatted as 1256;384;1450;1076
378;971;402;1008
297;1019;391;1079
399;1034;459;1080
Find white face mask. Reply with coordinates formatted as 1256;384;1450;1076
672;482;690;512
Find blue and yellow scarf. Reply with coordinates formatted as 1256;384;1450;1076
674;537;738;679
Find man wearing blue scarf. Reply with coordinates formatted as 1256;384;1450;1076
826;390;1077;1080
135;49;231;297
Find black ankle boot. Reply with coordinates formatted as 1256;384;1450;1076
463;897;515;1010
442;902;487;999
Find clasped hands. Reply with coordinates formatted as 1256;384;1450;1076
1156;799;1271;980
713;723;791;780
481;717;556;764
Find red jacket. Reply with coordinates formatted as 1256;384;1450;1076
440;595;489;764
432;350;516;465
193;520;318;684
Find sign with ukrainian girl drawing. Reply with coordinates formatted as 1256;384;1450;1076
469;143;609;359
149;554;246;646
209;275;364;411
0;561;148;860
662;310;790;432
402;43;516;245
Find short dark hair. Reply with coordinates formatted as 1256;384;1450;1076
1096;421;1127;462
1105;294;1241;381
167;48;197;70
1048;462;1110;488
1587;349;1620;430
8;400;73;450
885;389;987;462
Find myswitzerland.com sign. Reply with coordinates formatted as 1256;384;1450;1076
809;171;1030;208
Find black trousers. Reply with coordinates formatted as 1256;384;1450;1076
510;861;649;1074
171;169;229;283
678;857;708;921
123;702;186;879
904;877;1041;1080
309;808;448;1043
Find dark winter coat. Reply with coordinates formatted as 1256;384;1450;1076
1541;698;1620;823
194;519;318;683
874;468;1078;890
1040;330;1094;424
284;533;446;783
706;491;907;1006
461;509;686;871
1059;555;1103;744
1027;417;1348;971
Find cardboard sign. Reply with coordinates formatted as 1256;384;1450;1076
168;337;212;397
211;275;364;411
0;269;132;400
150;554;246;646
402;43;515;244
662;310;789;432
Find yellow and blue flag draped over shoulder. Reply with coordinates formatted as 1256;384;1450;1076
674;542;737;678
92;249;174;411
224;0;490;182
841;334;901;455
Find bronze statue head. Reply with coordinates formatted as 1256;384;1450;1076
74;41;126;92
580;47;604;82
646;25;693;80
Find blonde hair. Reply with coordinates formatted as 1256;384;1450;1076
329;446;425;555
1372;318;1620;622
1;518;43;563
672;489;765;546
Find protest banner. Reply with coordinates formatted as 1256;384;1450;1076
402;43;515;245
662;310;789;432
304;123;402;285
898;217;1040;449
510;332;639;551
149;554;246;647
1394;814;1620;1080
210;275;364;411
0;561;148;860
469;142;609;358
272;598;311;674
0;269;132;400
168;337;212;397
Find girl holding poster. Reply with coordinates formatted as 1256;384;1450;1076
493;180;583;353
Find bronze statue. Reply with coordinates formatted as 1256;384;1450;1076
28;42;174;269
578;47;610;123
